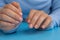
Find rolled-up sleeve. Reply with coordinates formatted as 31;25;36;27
47;0;60;30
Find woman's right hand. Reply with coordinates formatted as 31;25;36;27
0;2;23;32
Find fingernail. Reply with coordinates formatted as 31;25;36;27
42;26;45;29
20;17;23;21
35;25;38;29
28;20;30;23
29;24;33;28
20;12;23;16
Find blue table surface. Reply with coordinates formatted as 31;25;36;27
0;22;60;40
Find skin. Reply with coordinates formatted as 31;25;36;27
0;2;23;31
26;10;52;29
0;1;52;32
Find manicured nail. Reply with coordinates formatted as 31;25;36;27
29;24;33;28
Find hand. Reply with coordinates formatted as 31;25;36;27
0;2;23;31
26;10;52;29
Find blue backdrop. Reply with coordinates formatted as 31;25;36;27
0;22;60;40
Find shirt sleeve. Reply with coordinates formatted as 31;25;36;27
47;0;60;30
0;0;5;7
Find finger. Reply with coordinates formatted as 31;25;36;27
27;10;36;23
11;2;20;8
11;2;21;10
29;11;41;28
11;2;22;15
2;8;22;22
0;21;16;31
4;4;22;17
0;14;19;25
41;16;52;29
34;13;48;29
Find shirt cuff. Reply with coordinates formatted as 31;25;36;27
45;15;58;30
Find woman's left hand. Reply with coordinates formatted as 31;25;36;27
26;10;52;29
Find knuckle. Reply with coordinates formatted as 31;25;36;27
48;16;52;20
30;9;36;12
40;11;45;13
13;2;19;5
0;21;2;24
0;14;4;20
2;8;10;13
4;4;10;8
40;10;44;13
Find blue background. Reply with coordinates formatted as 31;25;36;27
0;22;60;40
